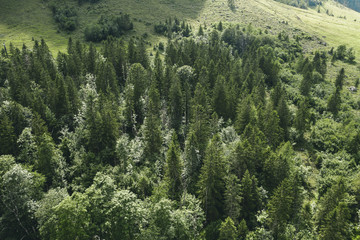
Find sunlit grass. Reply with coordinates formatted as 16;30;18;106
0;0;359;56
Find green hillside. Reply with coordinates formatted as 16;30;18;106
1;0;360;54
2;0;360;239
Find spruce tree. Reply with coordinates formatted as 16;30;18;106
184;130;201;194
198;24;204;36
0;114;17;155
335;68;345;90
237;219;248;240
300;70;313;96
219;217;237;240
165;132;183;201
213;75;229;120
169;75;183;133
235;96;256;134
294;97;310;141
239;170;261;229
143;82;162;163
197;134;226;222
224;174;242;223
327;88;341;115
153;51;164;93
261;103;283;148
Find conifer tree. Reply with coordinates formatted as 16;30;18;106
327;88;341;115
96;60;119;96
198;24;204;36
316;178;349;234
276;94;290;140
128;38;137;64
264;142;293;192
153;51;164;93
335;68;345;90
319;202;351;240
219;217;237;240
128;63;148;125
137;39;150;69
143;82;162;163
165;132;183;201
237;219;248;240
267;178;294;239
184;130;201;194
235;96;256;134
213;75;229;120
86;42;96;74
294;97;310;141
198;134;225;222
300;70;313;96
239;170;261;229
0;114;17;155
54;73;70;118
261;103;283;148
169;75;183;133
224;174;242;223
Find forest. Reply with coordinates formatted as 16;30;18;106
1;18;360;240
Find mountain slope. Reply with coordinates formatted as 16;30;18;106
0;0;360;54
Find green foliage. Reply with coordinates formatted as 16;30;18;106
327;88;341;115
316;178;353;239
78;0;101;4
294;97;310;140
267;175;302;239
143;82;162;163
50;2;78;31
274;0;321;9
85;13;133;42
225;174;242;223
36;188;69;240
235;96;256;134
164;132;183;201
197;134;226;222
264;142;294;192
239;170;261;229
144;195;204;239
0;164;44;240
2;20;360;240
238;219;249;240
0;114;17;155
310;118;345;152
154;17;192;38
48;192;91;240
219;217;238;240
335;45;347;61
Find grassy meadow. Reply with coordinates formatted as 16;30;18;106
0;0;360;55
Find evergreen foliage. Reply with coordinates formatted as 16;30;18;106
0;20;360;240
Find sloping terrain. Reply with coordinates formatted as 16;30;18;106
0;0;359;54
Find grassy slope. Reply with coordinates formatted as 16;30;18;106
1;0;360;54
0;0;69;53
